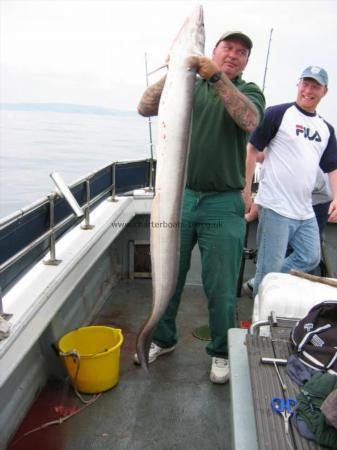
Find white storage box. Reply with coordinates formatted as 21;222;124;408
253;272;337;324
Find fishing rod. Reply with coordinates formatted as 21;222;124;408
253;28;274;192
144;52;155;191
239;28;275;296
262;28;274;93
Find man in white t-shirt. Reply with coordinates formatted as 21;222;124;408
243;66;337;296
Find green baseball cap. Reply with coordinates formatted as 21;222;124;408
215;31;253;51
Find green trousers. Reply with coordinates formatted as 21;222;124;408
153;188;245;357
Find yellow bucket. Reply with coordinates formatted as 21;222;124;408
58;326;123;394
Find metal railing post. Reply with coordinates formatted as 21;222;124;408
0;286;13;321
81;177;94;230
0;286;4;315
44;193;62;265
108;163;118;202
149;159;155;192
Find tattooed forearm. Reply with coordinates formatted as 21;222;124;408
137;76;167;117
213;73;260;132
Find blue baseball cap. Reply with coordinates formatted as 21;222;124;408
300;66;328;86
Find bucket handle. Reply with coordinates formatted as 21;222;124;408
59;349;101;404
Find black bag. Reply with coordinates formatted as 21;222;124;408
291;300;337;374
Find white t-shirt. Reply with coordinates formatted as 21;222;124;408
251;102;337;220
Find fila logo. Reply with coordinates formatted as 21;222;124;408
296;124;322;142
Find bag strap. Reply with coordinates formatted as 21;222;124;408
326;351;337;370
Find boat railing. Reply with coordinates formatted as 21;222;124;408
0;158;156;299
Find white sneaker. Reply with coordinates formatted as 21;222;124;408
134;342;176;365
210;357;230;384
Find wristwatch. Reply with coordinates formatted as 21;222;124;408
208;72;222;83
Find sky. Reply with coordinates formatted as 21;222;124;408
1;0;337;121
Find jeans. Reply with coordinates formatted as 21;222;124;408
253;207;321;296
152;188;246;358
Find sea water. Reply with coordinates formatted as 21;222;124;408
0;109;156;219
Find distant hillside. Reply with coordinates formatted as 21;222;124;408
0;102;137;116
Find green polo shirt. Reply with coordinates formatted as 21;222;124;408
186;75;265;192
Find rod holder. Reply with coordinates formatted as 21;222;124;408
43;193;62;266
50;172;84;218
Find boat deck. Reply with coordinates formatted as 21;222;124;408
6;221;336;450
246;329;324;450
7;278;254;450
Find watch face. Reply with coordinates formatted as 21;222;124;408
209;73;221;83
